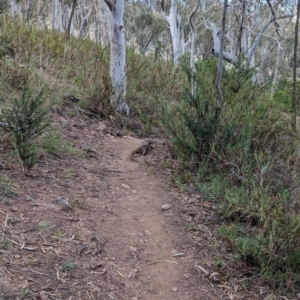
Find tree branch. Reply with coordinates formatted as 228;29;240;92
206;21;238;66
103;0;114;12
248;14;293;63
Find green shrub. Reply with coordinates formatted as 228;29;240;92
0;88;50;171
273;77;300;111
163;59;300;290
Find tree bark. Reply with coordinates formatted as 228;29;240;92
214;0;227;108
96;0;112;45
292;0;300;129
66;0;77;41
189;0;200;96
52;0;59;30
10;0;20;17
103;0;129;114
162;0;181;65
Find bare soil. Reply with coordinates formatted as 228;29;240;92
0;112;293;300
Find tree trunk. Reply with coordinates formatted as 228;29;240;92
60;1;67;32
292;0;300;129
52;0;59;30
66;0;77;41
96;0;112;45
78;0;92;38
214;0;227;107
10;0;20;17
103;0;129;114
189;0;200;96
271;40;281;94
162;0;181;65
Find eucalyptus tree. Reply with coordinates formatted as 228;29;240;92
77;0;92;37
10;0;33;20
189;0;200;95
52;0;59;29
10;0;21;17
132;13;167;54
66;0;77;40
103;0;129;114
52;0;78;34
94;0;111;44
292;0;300;129
160;0;182;64
201;0;295;83
214;0;227;107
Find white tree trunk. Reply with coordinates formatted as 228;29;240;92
78;0;92;37
52;0;59;30
164;0;181;65
215;0;228;107
96;0;112;45
10;0;20;17
189;0;200;96
271;40;281;94
60;1;68;32
207;21;237;65
103;0;129;114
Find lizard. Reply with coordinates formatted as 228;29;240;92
130;139;155;163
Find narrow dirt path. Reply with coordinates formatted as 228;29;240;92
96;137;196;300
0;116;218;299
77;134;215;299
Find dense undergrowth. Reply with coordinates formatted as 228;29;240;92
164;59;300;291
1;15;300;293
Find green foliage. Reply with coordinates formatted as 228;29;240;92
163;59;300;290
39;129;84;158
273;77;300;111
0;0;9;14
0;174;16;197
132;13;167;54
0;241;12;250
38;220;52;230
63;261;78;272
0;89;50;171
0;16;111;117
0;43;14;58
126;47;183;132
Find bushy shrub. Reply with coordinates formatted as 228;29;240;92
163;59;300;290
273;77;300;111
0;88;50;171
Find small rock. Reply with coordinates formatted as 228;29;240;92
52;198;73;211
171;287;178;292
187;198;196;204
29;193;39;200
130;246;137;252
161;204;171;211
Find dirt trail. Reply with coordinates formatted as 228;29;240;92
76;134;212;299
98;137;194;299
0;116;218;299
